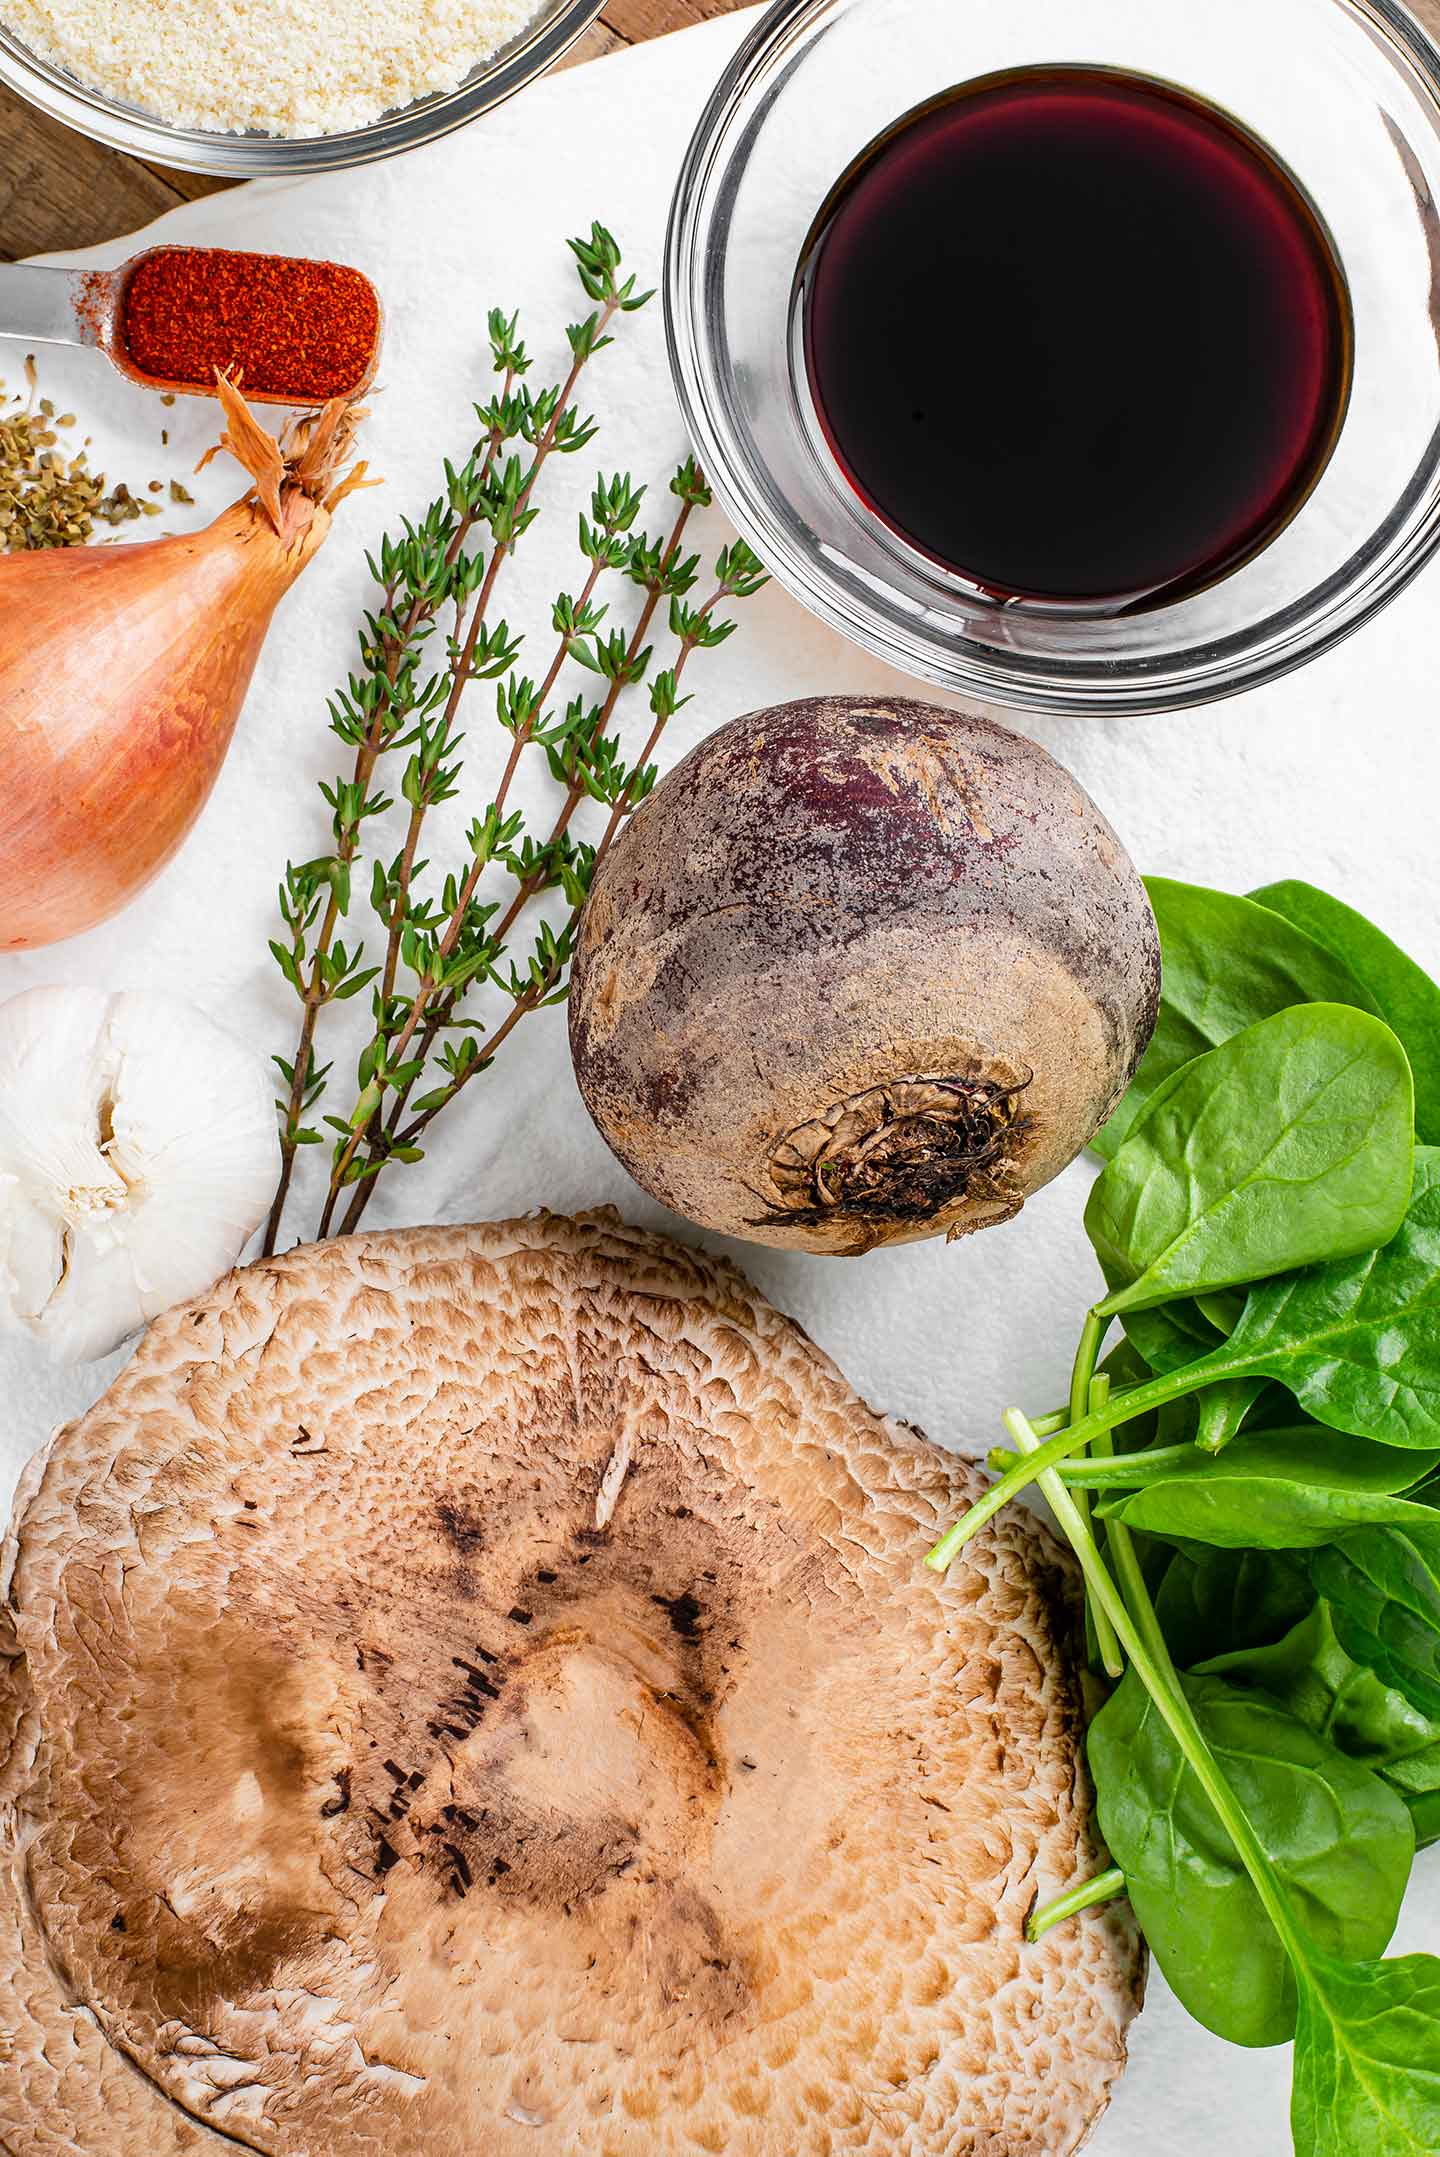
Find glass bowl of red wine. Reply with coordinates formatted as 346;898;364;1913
665;0;1440;714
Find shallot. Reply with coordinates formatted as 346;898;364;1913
0;378;370;949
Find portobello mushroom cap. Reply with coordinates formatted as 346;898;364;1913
570;695;1160;1253
0;1213;1142;2155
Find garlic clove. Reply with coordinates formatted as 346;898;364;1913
97;993;281;1310
0;985;281;1363
0;984;122;1211
0;1180;68;1327
27;1225;153;1366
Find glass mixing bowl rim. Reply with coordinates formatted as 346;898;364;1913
0;0;605;177
663;0;1440;716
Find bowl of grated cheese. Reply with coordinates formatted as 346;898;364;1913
0;0;605;171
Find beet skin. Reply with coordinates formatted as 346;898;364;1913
570;695;1160;1255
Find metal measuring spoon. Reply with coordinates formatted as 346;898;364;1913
0;244;382;404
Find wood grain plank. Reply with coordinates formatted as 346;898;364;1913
136;164;242;202
0;0;733;260
600;0;735;45
0;81;186;260
557;18;633;68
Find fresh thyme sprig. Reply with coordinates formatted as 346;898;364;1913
332;517;766;1238
262;226;767;1251
318;468;706;1235
262;303;535;1253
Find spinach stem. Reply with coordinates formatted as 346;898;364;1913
925;1345;1245;1569
1091;1378;1162;1667
1027;1865;1126;1942
1000;1405;1311;1969
1068;1309;1108;1430
1067;1321;1123;1679
984;1440;1205;1486
1086;1371;1155;1673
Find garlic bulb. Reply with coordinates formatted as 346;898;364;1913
0;986;279;1362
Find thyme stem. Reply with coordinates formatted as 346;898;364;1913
341;568;731;1225
270;228;767;1246
334;490;706;1236
316;299;624;1236
488;490;697;940
262;376;517;1256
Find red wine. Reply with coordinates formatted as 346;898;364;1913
798;67;1352;608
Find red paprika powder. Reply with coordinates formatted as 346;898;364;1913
118;247;380;403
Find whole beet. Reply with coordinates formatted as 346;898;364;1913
570;695;1160;1255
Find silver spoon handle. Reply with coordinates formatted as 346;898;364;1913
0;265;104;350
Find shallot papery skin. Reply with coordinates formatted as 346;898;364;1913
0;385;368;950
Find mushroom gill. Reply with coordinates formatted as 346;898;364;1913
0;1212;1142;2154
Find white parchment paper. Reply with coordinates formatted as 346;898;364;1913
0;13;1436;2145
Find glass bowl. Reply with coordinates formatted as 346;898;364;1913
0;0;604;176
666;0;1440;714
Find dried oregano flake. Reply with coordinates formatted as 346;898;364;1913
0;356;151;551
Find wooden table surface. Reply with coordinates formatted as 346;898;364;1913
10;0;1440;263
0;0;743;261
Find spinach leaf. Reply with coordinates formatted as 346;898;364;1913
1120;1296;1225;1376
1098;1427;1440;1549
1310;1521;1440;1720
1088;1004;1415;1315
1196;1289;1245;1332
1155;1545;1315;1666
1098;1334;1155;1393
943;882;1440;2151
1095;878;1379;1159
1409;1788;1440;1848
1222;1146;1440;1450
1113;1244;1243;1385
1251;881;1440;1148
1292;1952;1440;2156
1088;1670;1414;2047
1195;1376;1268;1453
1201;1602;1440;1847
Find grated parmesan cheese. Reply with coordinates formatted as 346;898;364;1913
3;0;540;137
